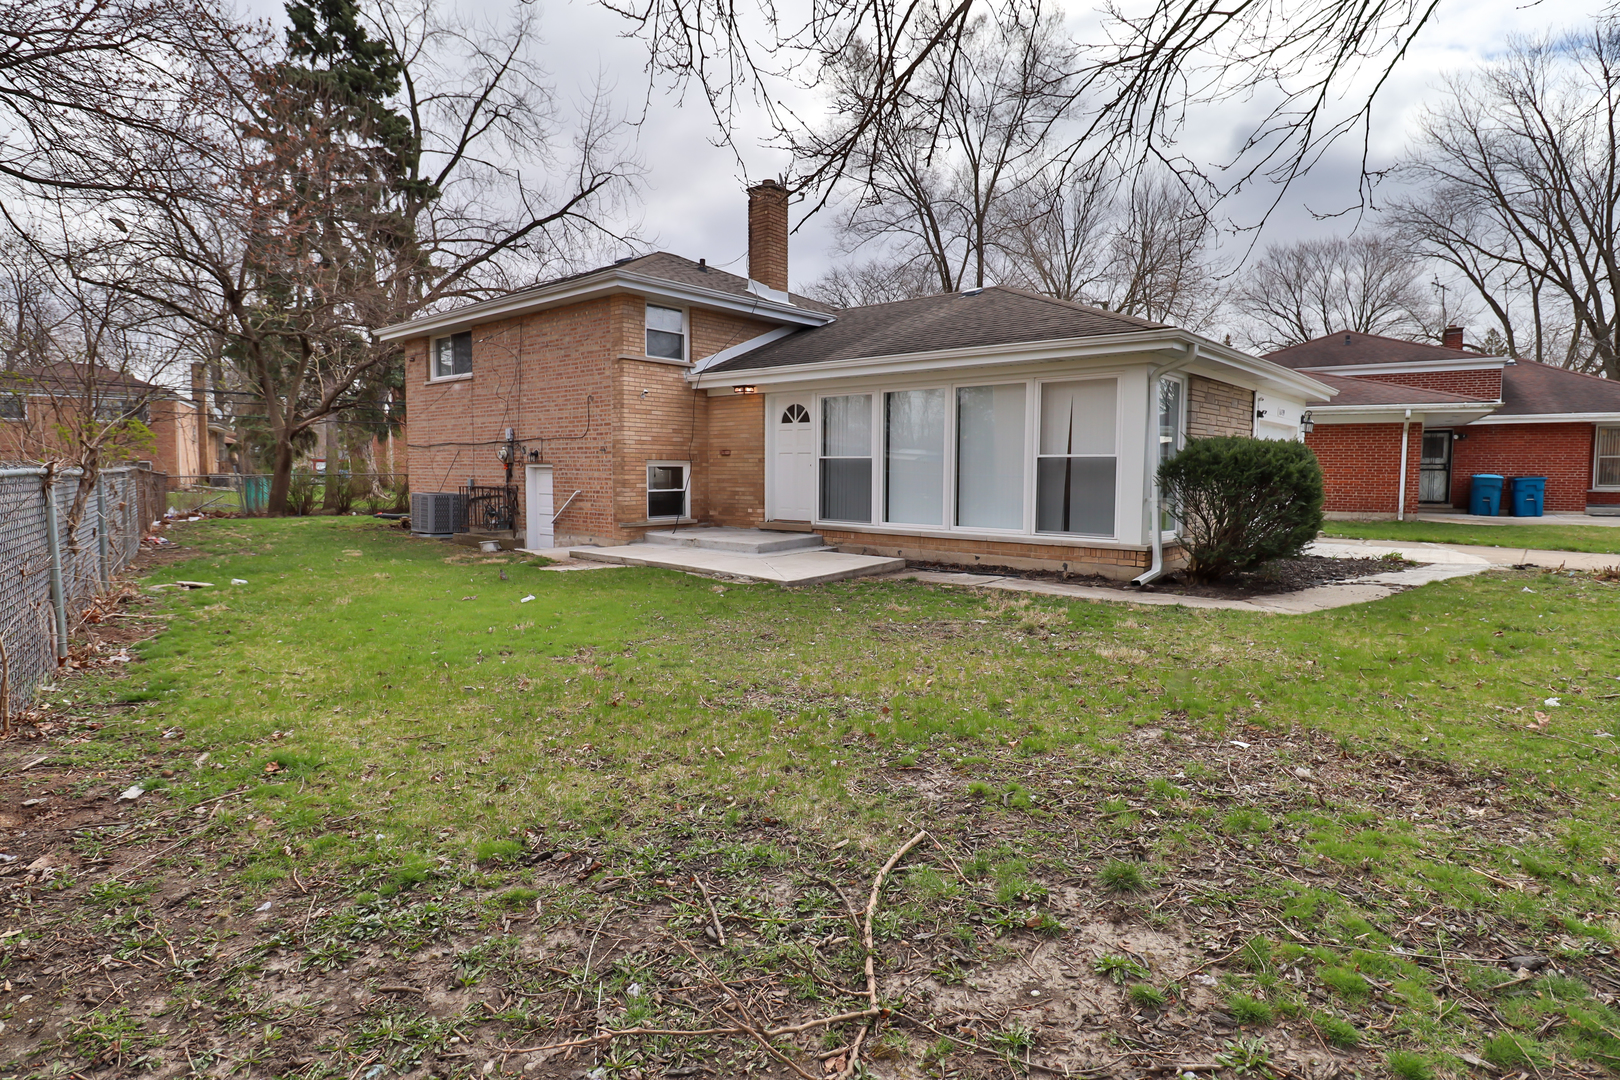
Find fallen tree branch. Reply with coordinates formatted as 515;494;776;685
497;1007;886;1055
692;873;726;946
836;829;928;1080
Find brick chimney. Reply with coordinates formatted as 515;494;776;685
747;179;789;293
1442;325;1465;349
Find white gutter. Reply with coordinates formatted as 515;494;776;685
1397;409;1412;521
1132;345;1199;587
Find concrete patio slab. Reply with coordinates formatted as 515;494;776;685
515;546;627;571
1313;536;1620;572
566;543;905;585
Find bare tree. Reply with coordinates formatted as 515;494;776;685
1390;21;1620;376
803;259;938;307
1232;233;1439;350
61;0;638;514
604;0;1445;223
807;3;1078;294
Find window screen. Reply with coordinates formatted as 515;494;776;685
1035;379;1117;535
646;305;685;360
820;394;872;522
956;384;1025;530
433;332;472;378
884;389;945;525
0;394;22;420
1598;427;1620;488
647;463;688;518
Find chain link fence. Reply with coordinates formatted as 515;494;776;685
0;466;165;718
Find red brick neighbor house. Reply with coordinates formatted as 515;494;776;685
1266;332;1620;518
379;181;1334;578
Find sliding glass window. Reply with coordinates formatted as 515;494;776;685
956;384;1026;530
1035;379;1117;536
820;394;873;522
884;389;946;525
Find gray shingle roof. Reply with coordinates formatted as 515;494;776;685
599;252;838;314
1265;331;1491;369
1497;360;1620;416
704;287;1166;372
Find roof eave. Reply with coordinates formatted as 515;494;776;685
693;329;1338;398
375;270;836;342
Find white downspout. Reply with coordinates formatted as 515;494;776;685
1396;409;1412;521
1132;345;1199;587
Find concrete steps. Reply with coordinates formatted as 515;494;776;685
643;527;826;554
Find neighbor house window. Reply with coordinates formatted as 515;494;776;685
646;304;686;360
0;393;24;421
1598;426;1620;488
820;394;872;522
1035;378;1117;536
956;383;1025;530
884;388;946;525
647;462;689;518
432;331;472;378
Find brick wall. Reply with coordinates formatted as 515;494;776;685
1449;422;1598;513
404;297;781;546
819;528;1156;579
1346;368;1502;400
404;299;621;546
706;393;767;527
1187;375;1254;438
1305;423;1421;515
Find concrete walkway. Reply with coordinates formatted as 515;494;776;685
1411;511;1620;527
565;543;905;585
1320;536;1620;572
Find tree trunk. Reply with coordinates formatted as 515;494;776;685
268;437;296;516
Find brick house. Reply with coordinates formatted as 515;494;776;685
1265;332;1620;517
0;362;229;476
379;182;1333;578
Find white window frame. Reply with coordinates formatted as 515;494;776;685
645;303;688;362
430;331;473;381
646;460;691;520
1596;425;1620;490
1156;373;1187;536
0;393;26;422
1032;374;1120;539
817;392;876;524
805;373;1123;540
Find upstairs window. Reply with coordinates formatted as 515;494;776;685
646;304;686;360
432;331;472;379
0;393;24;421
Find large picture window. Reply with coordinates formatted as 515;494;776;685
956;384;1025;530
432;331;472;379
1598;426;1620;488
884;389;945;525
820;394;872;522
1035;379;1117;536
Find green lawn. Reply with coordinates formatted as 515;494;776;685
1324;518;1620;554
12;515;1620;1078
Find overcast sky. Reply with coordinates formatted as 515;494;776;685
249;0;1604;300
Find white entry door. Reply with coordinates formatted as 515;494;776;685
524;464;554;549
771;396;816;521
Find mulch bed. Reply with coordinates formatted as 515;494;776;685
910;554;1411;599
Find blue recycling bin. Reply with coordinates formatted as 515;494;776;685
1469;474;1504;517
1510;476;1546;517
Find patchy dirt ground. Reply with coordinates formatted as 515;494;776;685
1;538;1617;1079
3;694;1616;1078
908;555;1408;599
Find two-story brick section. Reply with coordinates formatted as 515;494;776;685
379;182;1335;579
1265;330;1620;517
